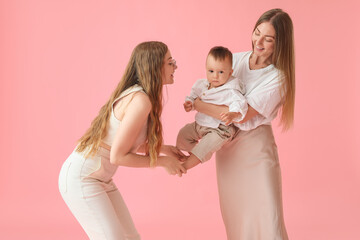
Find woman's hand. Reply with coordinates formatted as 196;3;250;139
220;112;242;125
157;156;187;177
161;145;186;161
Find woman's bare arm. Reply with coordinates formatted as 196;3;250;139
110;92;155;167
237;106;259;124
110;92;186;176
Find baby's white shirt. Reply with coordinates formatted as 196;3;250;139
186;76;248;128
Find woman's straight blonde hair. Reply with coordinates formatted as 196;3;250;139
76;41;168;166
253;9;295;131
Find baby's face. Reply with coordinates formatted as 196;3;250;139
206;55;233;88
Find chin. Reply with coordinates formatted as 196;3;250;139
164;80;174;85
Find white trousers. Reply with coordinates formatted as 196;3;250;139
216;125;288;240
58;148;141;240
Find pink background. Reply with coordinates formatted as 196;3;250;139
1;0;359;239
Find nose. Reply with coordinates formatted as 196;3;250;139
257;36;264;45
213;72;219;79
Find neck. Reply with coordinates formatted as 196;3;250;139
249;52;272;70
209;82;226;89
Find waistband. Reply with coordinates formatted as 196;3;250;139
97;146;110;158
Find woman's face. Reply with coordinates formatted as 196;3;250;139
252;22;276;60
161;50;177;85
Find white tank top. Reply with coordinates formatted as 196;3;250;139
102;84;147;152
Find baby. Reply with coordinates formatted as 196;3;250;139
176;46;248;170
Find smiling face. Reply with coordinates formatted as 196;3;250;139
252;21;276;61
161;50;177;85
206;55;233;88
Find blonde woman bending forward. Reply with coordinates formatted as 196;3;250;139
58;41;186;240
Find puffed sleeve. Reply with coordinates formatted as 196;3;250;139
226;79;248;121
232;52;248;78
246;74;284;119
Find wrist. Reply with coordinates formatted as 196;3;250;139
193;101;198;111
156;156;165;167
160;145;169;154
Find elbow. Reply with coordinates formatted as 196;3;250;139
110;151;120;165
110;153;128;166
110;156;117;165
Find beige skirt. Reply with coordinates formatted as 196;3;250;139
216;125;288;240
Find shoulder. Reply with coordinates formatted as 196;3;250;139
118;91;151;123
223;76;240;88
195;78;208;84
193;78;209;88
259;68;282;86
233;51;250;59
224;77;246;95
233;51;251;65
130;91;151;110
232;51;251;77
247;69;283;98
113;90;151;121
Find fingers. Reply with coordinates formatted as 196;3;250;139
163;156;188;177
170;164;187;177
170;147;186;159
220;112;227;119
220;112;235;125
176;149;186;158
183;101;193;112
176;165;187;177
220;113;229;123
179;164;187;174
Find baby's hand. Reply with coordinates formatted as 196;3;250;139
183;101;193;112
220;112;241;126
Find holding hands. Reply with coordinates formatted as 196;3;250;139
159;145;187;177
161;145;186;161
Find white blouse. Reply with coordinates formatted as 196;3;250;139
232;51;284;131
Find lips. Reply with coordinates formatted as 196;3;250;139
256;46;265;50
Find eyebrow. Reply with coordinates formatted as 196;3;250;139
256;27;275;39
167;57;172;60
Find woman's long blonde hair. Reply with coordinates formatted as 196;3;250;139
253;9;295;131
76;41;167;166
